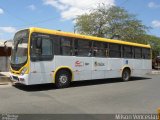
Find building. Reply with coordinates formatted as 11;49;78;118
0;40;12;72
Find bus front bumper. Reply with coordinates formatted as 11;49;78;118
9;73;29;85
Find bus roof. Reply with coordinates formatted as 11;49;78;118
29;27;151;48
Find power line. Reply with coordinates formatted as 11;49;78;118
0;17;58;28
0;5;29;24
0;5;59;28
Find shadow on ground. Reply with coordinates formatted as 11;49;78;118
13;77;151;92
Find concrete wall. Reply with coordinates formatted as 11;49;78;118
0;57;10;72
0;47;11;72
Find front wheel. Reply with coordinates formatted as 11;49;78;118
122;69;130;82
55;70;71;89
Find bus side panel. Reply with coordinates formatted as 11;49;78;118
92;57;107;79
143;59;152;70
28;61;54;85
132;59;151;76
54;55;78;81
105;58;123;78
54;56;92;81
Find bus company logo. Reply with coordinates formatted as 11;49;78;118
75;61;84;67
95;61;105;66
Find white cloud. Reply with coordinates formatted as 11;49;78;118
0;8;4;14
148;2;160;8
28;4;36;10
0;27;17;33
152;20;160;28
43;0;115;20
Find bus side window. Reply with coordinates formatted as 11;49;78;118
52;35;61;55
30;33;53;61
61;37;73;56
105;49;108;57
123;45;132;58
74;48;78;56
93;41;107;57
134;47;142;59
76;39;92;57
41;38;53;56
109;43;121;58
74;39;78;56
142;48;151;59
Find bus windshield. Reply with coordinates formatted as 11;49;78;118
11;30;29;66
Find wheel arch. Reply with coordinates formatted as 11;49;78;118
53;66;74;83
121;66;131;76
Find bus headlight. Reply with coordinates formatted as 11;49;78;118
21;67;28;75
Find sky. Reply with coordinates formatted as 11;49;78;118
0;0;160;40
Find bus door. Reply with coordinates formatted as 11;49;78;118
29;34;53;84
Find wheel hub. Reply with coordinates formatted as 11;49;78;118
59;75;68;84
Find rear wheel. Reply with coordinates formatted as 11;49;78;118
55;70;71;88
122;69;130;82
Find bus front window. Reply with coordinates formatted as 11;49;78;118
11;30;29;70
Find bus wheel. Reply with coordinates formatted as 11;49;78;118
122;68;130;82
55;70;71;88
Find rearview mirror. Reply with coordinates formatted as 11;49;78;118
36;38;42;49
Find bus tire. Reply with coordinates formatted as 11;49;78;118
122;68;131;82
55;70;71;89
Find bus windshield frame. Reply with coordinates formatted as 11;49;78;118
11;29;29;70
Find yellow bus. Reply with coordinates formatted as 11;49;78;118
10;27;151;88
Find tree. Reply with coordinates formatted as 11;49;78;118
75;5;149;44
